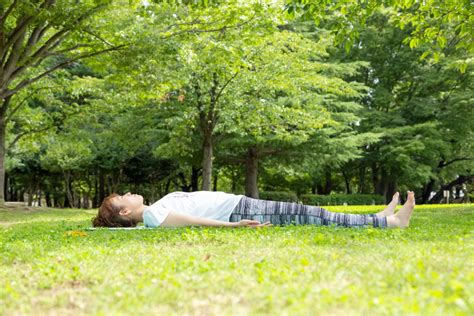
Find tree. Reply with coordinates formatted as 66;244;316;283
333;10;473;202
286;0;473;60
0;0;124;202
115;1;281;191
40;133;94;207
217;27;375;197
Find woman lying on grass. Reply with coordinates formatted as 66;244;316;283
92;190;415;229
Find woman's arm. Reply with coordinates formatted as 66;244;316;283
160;211;271;228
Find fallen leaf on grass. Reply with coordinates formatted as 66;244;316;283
65;230;87;237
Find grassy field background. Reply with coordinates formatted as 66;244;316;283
0;204;473;315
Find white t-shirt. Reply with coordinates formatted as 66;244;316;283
143;191;244;227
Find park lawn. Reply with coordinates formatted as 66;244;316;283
0;204;473;315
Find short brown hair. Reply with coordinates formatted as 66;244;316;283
92;194;138;227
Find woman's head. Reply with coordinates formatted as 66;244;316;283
92;193;144;227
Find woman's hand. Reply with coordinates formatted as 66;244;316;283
232;219;272;228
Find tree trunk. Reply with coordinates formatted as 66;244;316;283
98;170;105;204
111;169;122;193
63;191;71;208
372;162;380;195
455;186;462;199
324;170;332;194
105;174;111;196
165;178;171;195
178;172;190;192
27;178;39;207
342;169;352;194
64;172;75;208
191;166;199;191
316;184;324;194
84;172;93;208
27;193;34;207
37;190;42;207
359;165;367;193
45;191;52;207
201;134;213;191
421;178;435;204
0;101;7;203
82;195;90;209
430;175;473;203
213;170;218;191
8;176;17;201
231;168;237;193
93;172;98;208
245;147;259;198
7;174;16;201
379;168;398;204
380;168;388;203
385;177;397;204
5;171;9;201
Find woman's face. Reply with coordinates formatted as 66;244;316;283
112;192;143;211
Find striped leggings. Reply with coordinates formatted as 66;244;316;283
229;196;387;228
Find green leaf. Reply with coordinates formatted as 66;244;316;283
437;35;447;49
409;38;419;49
345;41;351;53
420;51;430;61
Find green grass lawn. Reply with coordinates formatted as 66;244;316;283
1;204;473;315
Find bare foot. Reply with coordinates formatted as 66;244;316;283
376;192;400;217
387;191;415;228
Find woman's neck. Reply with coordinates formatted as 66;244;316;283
132;204;148;223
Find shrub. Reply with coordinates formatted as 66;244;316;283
259;191;299;202
300;194;385;205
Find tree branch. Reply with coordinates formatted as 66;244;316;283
2;24;27;83
211;70;240;127
163;14;257;39
4;44;127;98
6;31;71;84
22;28;70;66
83;28;115;47
193;78;206;133
4;3;109;85
0;0;18;23
207;72;219;125
215;71;239;103
217;154;245;165
16;0;56;62
439;157;473;168
0;0;19;61
6;125;53;151
1;15;33;64
44;43;99;56
5;86;53;122
160;18;224;32
0;94;11;116
19;23;52;63
429;174;473;203
258;147;288;156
